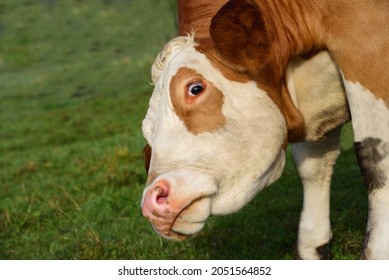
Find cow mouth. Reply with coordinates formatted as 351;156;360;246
148;219;191;241
154;225;191;241
145;196;211;241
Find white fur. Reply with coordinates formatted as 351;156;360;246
343;80;389;259
143;35;389;260
287;52;345;259
142;36;287;237
287;52;348;141
343;81;389;143
292;130;340;259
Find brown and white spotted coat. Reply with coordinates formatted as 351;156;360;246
141;0;389;260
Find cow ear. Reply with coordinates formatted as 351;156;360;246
210;0;271;73
143;144;152;174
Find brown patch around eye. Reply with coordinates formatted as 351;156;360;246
170;67;226;135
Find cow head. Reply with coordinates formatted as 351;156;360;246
141;0;289;241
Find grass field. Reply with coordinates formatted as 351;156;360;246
0;0;367;260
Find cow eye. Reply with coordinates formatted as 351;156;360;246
187;82;204;97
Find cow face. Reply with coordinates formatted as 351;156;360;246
140;36;287;241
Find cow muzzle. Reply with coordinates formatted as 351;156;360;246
141;168;217;241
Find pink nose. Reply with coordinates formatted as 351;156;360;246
142;180;172;227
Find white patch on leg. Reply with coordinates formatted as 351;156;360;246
365;187;389;259
343;80;389;259
292;130;340;259
343;81;389;143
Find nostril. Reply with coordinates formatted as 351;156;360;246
156;194;168;204
142;179;170;220
154;184;169;205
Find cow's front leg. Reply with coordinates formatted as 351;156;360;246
344;81;389;259
361;174;389;259
291;129;341;259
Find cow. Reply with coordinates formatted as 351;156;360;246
141;0;389;260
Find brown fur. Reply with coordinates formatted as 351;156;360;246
170;67;226;135
209;0;325;79
323;1;389;102
210;0;389;104
143;144;152;173
280;81;306;142
178;0;228;40
143;144;159;185
173;0;388;143
177;0;309;142
209;0;313;142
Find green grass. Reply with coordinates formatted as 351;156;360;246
0;0;366;260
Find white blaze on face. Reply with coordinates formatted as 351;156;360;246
141;36;287;239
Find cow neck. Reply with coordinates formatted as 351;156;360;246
251;0;327;142
256;0;326;76
236;0;327;143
